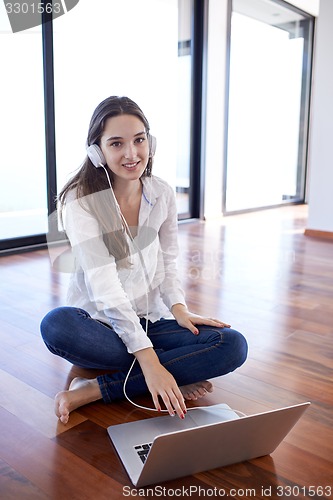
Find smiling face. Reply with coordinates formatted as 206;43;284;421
99;114;149;186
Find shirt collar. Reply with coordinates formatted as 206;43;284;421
139;176;162;226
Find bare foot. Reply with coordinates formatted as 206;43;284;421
55;377;102;424
180;380;213;401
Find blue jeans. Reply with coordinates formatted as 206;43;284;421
40;307;248;403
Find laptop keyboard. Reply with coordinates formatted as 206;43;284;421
134;442;153;463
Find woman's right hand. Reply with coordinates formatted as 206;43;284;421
134;348;187;419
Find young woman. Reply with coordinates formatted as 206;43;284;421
40;96;248;424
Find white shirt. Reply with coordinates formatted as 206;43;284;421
63;176;186;354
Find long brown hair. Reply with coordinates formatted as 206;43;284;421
58;96;153;264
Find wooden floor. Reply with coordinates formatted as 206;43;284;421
0;204;332;499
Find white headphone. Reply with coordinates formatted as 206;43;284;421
86;135;156;168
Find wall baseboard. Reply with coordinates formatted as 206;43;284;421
304;228;333;240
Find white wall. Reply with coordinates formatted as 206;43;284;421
284;0;319;16
306;0;333;233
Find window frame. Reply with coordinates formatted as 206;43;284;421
0;1;208;254
222;0;315;216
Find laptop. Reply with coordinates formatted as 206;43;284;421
107;401;310;487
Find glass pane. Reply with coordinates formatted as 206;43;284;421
0;6;47;239
176;0;193;215
225;0;312;212
53;0;191;216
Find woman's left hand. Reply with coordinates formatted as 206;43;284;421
171;304;231;335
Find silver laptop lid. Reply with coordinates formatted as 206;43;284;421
108;402;310;487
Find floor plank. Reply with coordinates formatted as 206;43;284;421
0;407;124;500
1;204;332;498
0;458;49;500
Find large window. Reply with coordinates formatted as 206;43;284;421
0;0;197;253
54;0;178;195
224;0;313;213
0;6;47;242
54;0;194;218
